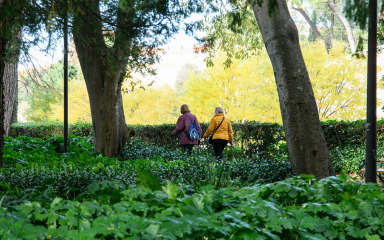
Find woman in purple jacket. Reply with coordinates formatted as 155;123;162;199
171;104;202;154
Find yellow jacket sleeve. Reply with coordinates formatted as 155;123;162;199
203;118;216;138
228;121;233;142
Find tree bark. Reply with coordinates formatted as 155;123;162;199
327;0;356;53
327;14;335;49
0;60;3;168
73;1;129;157
3;61;18;136
0;1;8;168
11;83;17;123
249;0;335;178
287;0;292;16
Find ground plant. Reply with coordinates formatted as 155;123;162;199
1;136;383;239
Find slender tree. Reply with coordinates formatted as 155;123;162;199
293;5;323;42
248;0;335;178
327;0;356;53
195;0;335;178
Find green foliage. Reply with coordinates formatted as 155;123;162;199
12;118;384;176
344;0;370;29
379;18;384;43
1;176;384;239
1;137;292;207
12;118;384;163
10;121;93;139
196;0;264;68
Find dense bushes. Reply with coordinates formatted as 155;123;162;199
1;136;293;207
2;132;384;239
10;120;384;175
12;119;384;156
10;121;285;155
1;175;383;239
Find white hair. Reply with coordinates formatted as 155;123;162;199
214;107;224;115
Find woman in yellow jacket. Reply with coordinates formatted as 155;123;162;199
203;107;233;160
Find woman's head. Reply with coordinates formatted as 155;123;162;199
180;104;189;114
214;107;224;115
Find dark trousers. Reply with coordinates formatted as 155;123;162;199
182;144;194;154
211;139;228;160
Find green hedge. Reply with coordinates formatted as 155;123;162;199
10;121;285;156
10;119;384;156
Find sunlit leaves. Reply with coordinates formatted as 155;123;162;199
303;40;381;121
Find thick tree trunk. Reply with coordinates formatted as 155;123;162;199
287;0;292;16
73;0;129;157
249;0;335;178
3;61;17;136
327;0;356;53
81;66;129;157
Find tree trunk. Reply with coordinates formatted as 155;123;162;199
327;14;335;49
0;61;3;168
0;4;7;168
3;61;18;136
249;0;335;179
73;0;129;157
287;0;292;16
327;0;356;53
11;84;17;123
293;6;323;42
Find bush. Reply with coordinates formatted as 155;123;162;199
0;175;383;239
12;119;384;158
1;137;293;206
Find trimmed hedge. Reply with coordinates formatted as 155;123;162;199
10;119;384;157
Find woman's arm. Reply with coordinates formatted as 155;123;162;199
172;116;186;135
228;120;234;143
203;118;216;138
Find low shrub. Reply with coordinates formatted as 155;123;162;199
0;175;383;239
1;137;293;206
330;144;384;174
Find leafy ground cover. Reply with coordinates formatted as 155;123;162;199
1;174;384;239
1;136;293;206
1;136;384;239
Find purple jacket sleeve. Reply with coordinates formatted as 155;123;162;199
172;115;186;136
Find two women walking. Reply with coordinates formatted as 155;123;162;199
171;104;233;160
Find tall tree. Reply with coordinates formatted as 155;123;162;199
249;0;335;178
327;0;356;53
193;0;335;178
69;0;195;156
0;1;23;167
292;4;324;42
0;0;47;167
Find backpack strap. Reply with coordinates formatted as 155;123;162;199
184;113;195;123
212;117;225;136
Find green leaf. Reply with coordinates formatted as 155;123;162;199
162;181;180;201
346;226;371;238
146;224;160;236
365;235;382;240
137;169;162;191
